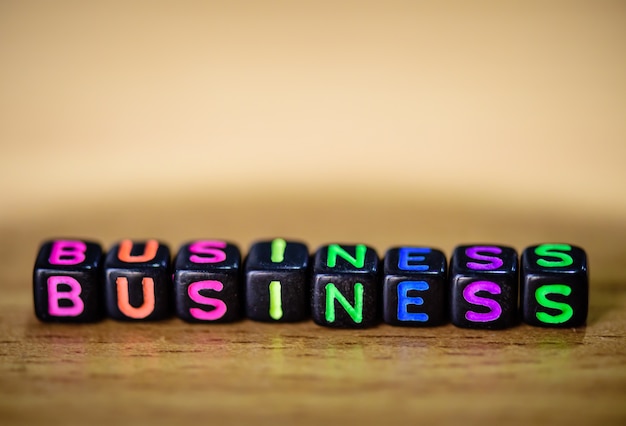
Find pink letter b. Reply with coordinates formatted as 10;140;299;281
47;276;85;317
49;240;87;265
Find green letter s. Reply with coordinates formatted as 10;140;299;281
534;244;573;268
535;284;574;324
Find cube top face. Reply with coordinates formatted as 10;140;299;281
451;244;518;275
35;239;102;271
245;239;309;271
522;244;587;275
174;240;240;271
313;244;379;275
383;247;446;276
105;240;170;270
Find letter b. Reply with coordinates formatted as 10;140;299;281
33;239;104;322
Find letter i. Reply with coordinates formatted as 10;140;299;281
269;281;283;320
271;238;286;263
268;239;286;320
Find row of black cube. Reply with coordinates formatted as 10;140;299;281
33;239;588;328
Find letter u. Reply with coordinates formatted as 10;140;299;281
116;277;155;319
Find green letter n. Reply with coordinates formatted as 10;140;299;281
326;244;367;268
325;282;363;323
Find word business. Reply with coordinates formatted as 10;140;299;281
33;239;588;329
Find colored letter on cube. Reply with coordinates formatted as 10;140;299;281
521;244;588;327
450;245;518;329
383;247;447;326
311;244;379;328
174;240;242;323
245;239;309;322
33;239;104;322
104;240;171;321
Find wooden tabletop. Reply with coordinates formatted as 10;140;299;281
1;195;624;425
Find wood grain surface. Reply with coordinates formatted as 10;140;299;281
1;195;624;425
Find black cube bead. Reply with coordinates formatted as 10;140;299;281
311;244;380;328
244;239;309;322
382;247;447;326
173;240;242;323
33;239;104;322
104;240;172;321
521;244;588;327
450;244;518;329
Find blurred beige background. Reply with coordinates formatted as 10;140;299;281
1;0;625;224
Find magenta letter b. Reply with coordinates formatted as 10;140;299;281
47;276;85;317
48;240;87;265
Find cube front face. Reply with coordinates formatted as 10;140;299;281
521;244;588;327
382;247;447;326
245;239;309;322
246;270;308;322
173;240;241;323
311;244;379;328
104;240;172;321
449;245;518;329
33;239;103;322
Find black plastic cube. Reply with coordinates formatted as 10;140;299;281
33;239;104;322
244;239;309;322
173;240;241;323
450;244;518;329
521;243;588;327
382;247;447;326
104;239;171;321
311;244;380;328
